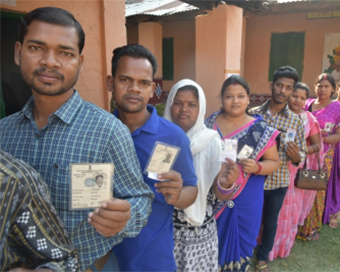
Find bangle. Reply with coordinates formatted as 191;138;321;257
254;161;263;175
217;175;235;195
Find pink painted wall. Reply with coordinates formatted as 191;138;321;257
139;22;163;78
196;4;243;117
0;0;126;110
244;12;340;96
162;20;196;91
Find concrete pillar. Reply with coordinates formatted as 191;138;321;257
138;22;163;78
195;4;243;117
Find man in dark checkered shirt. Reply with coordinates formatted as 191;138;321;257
249;66;307;271
0;150;79;272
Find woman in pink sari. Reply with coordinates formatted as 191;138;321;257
297;73;340;240
269;82;323;260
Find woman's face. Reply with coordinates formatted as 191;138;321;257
288;88;308;112
222;84;249;117
171;89;199;133
316;79;334;100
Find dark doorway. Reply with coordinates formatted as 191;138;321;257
1;10;31;117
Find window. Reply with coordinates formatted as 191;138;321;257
162;37;174;80
269;32;305;80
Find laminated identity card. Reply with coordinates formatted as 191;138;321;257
69;163;114;210
325;122;332;132
285;128;296;143
237;144;254;160
145;141;180;180
219;139;238;162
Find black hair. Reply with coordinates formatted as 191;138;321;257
220;75;250;97
220;75;251;114
95;175;104;180
19;7;85;54
176;85;199;100
294;82;310;98
111;44;158;77
272;66;299;86
315;73;337;97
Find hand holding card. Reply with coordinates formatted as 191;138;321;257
154;170;183;205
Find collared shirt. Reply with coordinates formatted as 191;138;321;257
0;150;79;272
249;100;307;190
0;91;154;271
112;106;197;272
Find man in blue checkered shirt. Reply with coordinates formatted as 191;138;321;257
0;7;153;272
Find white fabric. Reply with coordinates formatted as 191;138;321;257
164;79;221;226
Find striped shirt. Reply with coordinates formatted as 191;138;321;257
0;91;154;271
249;100;307;190
0;150;79;272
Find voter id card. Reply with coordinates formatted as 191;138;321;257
237;144;254;160
219;139;237;162
285;128;296;143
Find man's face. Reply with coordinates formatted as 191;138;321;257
15;20;84;96
271;77;295;105
95;176;104;188
107;56;155;113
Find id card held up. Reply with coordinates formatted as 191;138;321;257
145;141;180;180
219;139;238;162
70;163;114;210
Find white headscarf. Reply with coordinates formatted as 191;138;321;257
164;79;221;226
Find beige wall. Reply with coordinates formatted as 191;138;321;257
0;0;126;111
244;12;340;96
162;20;196;91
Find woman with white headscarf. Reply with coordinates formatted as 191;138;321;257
164;79;239;271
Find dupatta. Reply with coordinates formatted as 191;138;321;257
164;79;221;226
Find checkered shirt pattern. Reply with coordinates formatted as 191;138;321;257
249;100;307;190
0;150;79;272
0;91;154;271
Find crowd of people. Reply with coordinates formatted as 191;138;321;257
1;6;339;272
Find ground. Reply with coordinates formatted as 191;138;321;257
251;217;340;272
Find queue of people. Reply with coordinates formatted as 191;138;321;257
1;6;340;272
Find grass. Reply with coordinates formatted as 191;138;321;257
250;218;340;272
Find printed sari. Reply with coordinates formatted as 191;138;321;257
269;111;324;260
297;99;340;240
205;111;279;272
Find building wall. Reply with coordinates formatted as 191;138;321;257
0;0;126;110
162;20;196;91
244;12;340;95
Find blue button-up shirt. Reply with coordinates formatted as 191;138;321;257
0;91;154;271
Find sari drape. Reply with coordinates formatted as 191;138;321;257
269;111;323;260
297;99;340;239
205;112;279;272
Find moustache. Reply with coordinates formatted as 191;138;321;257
123;94;143;101
33;68;64;81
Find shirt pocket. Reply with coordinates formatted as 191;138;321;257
50;163;71;211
